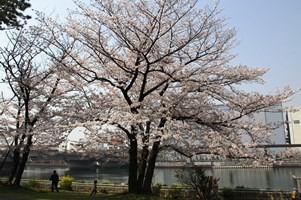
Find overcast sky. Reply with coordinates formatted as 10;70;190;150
2;0;301;107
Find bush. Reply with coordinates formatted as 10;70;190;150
176;166;212;200
100;187;108;194
152;182;162;196
101;179;110;184
221;188;235;200
25;179;37;188
59;175;74;191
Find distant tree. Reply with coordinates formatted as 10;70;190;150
0;0;31;30
0;28;80;186
38;0;294;194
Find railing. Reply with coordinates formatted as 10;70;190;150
292;175;301;191
27;159;67;166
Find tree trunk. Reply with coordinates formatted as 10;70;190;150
142;141;160;194
13;135;32;186
13;148;30;186
137;146;149;193
0;147;11;170
128;136;138;193
8;149;20;185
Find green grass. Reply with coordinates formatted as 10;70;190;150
0;186;170;200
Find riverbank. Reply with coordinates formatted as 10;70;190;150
3;165;297;190
0;185;169;200
0;179;292;200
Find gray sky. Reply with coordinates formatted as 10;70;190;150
3;0;301;107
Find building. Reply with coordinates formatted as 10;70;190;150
252;105;287;153
286;110;301;144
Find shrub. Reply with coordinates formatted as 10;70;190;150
25;179;37;188
100;187;108;193
221;188;235;200
152;182;162;196
59;175;74;191
101;179;110;184
176;166;212;200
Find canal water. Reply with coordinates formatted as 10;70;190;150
18;166;301;191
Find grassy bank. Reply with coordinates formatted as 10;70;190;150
0;186;170;200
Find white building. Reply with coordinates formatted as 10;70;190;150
286;110;301;144
244;104;287;153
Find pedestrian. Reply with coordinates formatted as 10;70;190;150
211;176;220;200
50;170;59;192
291;188;299;200
90;180;97;196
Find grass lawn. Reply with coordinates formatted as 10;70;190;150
0;186;170;200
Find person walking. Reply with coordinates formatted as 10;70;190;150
212;176;220;200
50;170;59;192
291;188;299;200
90;180;97;196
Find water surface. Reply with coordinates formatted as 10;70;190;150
19;166;300;190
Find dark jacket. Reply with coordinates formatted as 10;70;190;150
50;173;59;183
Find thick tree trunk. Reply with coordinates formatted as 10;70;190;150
13;135;32;186
137;146;149;193
0;147;11;170
8;149;20;185
13;148;30;186
128;136;138;193
142;141;160;194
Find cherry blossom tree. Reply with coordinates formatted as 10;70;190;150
39;0;294;193
0;28;81;186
